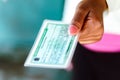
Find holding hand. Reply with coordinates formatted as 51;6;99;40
69;0;107;44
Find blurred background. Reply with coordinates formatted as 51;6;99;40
0;0;72;80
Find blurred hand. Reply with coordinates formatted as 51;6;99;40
69;0;107;44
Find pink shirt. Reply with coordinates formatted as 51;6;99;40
83;33;120;53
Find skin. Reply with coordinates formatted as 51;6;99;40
69;0;108;44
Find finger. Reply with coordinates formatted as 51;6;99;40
69;4;90;35
68;25;79;35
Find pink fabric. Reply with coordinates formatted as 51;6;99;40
83;33;120;53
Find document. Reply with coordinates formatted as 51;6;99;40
24;20;79;69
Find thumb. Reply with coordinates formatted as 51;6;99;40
68;4;89;35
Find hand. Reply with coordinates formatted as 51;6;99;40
69;0;107;44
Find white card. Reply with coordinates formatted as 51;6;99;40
24;20;79;69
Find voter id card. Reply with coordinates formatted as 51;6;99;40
24;20;79;69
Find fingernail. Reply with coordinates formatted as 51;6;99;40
68;25;79;35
